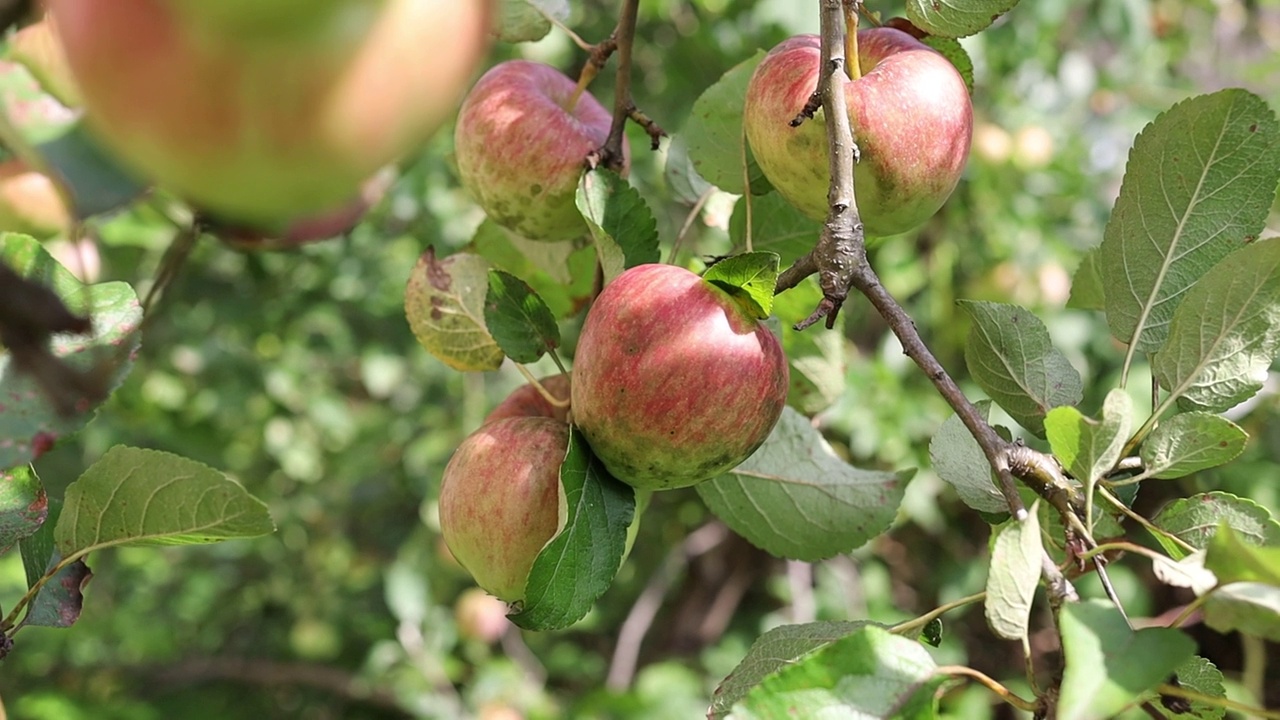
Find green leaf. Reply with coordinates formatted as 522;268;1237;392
1151;492;1280;560
37;123;148;218
1203;582;1280;641
19;497;92;628
775;279;845;414
1152;237;1280;412
985;504;1043;641
492;0;567;43
1150;550;1217;596
728;191;820;267
702;251;780;319
510;428;635;631
683;50;771;196
1166;656;1227;720
919;36;975;95
1044;389;1133;488
960;300;1083;436
483;269;560;364
929;401;1008;515
575;168;660;283
733;626;944;720
469;219;596;319
403;248;504;372
1058;601;1197;720
664;133;716;206
1205;523;1280;586
1140;413;1247;479
0;57;76;145
905;0;1021;38
55;446;275;557
0;233;142;469
697;407;908;561
0;465;46;554
1067;246;1105;311
709;620;876;718
1102;90;1280;354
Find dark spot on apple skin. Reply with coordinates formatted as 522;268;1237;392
530;183;543;196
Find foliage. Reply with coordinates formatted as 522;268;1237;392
1;0;1279;719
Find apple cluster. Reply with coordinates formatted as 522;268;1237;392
438;264;789;602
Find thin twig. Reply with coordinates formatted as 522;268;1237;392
937;665;1041;713
888;591;986;636
597;0;640;170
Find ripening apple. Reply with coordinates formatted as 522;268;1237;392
571;264;789;491
484;373;572;425
212;170;394;251
744;28;972;236
454;60;629;242
0;160;71;238
438;417;567;602
45;0;491;227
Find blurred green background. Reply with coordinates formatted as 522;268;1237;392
3;0;1279;717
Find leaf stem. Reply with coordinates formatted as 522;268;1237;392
1156;682;1280;719
1096;486;1197;555
566;31;618;115
514;363;570;409
936;665;1040;713
888;591;985;636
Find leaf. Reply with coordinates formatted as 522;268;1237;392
0;465;46;554
469;219;596;319
1058;601;1197;720
1203;582;1280;641
1067;246;1105;311
702;252;780;319
1044;389;1133;488
1140;413;1247;479
510;428;635;631
904;0;1021;38
1204;523;1280;586
1165;656;1227;720
0;233;142;469
575;168;660;283
37;123;148;218
0;58;76;146
775;279;845;414
492;0;567;43
55;446;275;557
985;504;1043;641
960;300;1083;436
709;620;875;718
732;626;944;720
664;133;715;206
1151;492;1280;560
929;401;1008;514
18;497;92;628
1102;90;1280;354
483;269;560;364
728;191;820;267
683;50;770;196
696;407;907;561
403;248;504;372
1151;237;1280;412
1151;551;1217;596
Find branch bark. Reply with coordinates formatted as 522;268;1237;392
595;0;666;169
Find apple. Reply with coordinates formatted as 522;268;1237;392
454;587;510;643
454;60;629;242
211;169;394;251
0;159;72;238
571;264;789;491
743;28;972;236
438;416;567;602
484;373;572;425
45;0;491;227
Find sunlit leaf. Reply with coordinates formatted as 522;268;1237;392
575;168;660;283
697;407;908;561
702;251;780;319
985;504;1042;641
1152;237;1280;412
683;51;770;196
1151;492;1280;560
510;429;635;631
1044;389;1132;487
1103;90;1280;355
1140;413;1247;479
1067;246;1105;311
904;0;1021;38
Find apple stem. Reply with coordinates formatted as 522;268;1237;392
514;362;571;409
844;1;862;80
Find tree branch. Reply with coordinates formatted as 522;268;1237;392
594;0;666;170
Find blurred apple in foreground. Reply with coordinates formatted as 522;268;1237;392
46;0;491;227
212;169;394;251
744;28;972;236
438;417;567;602
572;264;789;491
454;60;629;242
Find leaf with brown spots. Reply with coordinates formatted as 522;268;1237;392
404;248;504;372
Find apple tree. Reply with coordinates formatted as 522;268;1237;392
1;0;1279;718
